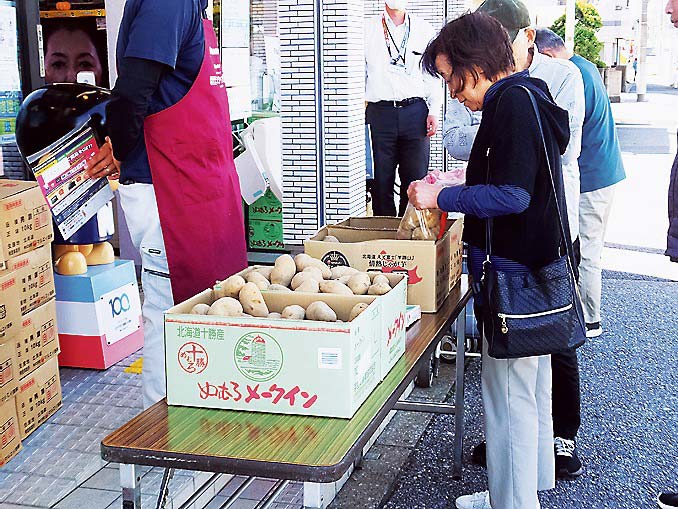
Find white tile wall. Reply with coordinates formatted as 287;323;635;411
279;1;470;244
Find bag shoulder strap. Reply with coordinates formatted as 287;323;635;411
485;84;575;269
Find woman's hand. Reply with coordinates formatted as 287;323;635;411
86;137;120;180
407;181;444;210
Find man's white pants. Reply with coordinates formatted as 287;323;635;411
578;185;616;324
118;183;174;409
482;340;555;509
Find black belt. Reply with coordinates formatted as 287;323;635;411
373;97;424;108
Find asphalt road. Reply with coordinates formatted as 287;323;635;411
383;272;678;509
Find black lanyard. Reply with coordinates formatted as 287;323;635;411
382;14;410;66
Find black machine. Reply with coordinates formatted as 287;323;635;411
15;83;113;245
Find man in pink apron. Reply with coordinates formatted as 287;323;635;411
88;0;247;408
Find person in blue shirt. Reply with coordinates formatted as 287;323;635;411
86;0;247;408
535;28;626;339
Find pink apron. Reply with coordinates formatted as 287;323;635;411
143;19;247;304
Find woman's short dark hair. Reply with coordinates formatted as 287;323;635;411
422;11;515;93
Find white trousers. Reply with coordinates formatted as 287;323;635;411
578;185;616;324
482;339;555;509
118;183;174;409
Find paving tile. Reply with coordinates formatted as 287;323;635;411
21;424;110;455
8;450;104;484
82;466;124;491
271;503;304;509
0;473;28;502
105;495;122;508
140;468;195;496
54;487;120;509
105;463;152;476
239;478;278;500
4;474;78;507
275;482;304;505
217;476;248;497
205;497;258;509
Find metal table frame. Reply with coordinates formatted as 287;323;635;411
103;283;473;509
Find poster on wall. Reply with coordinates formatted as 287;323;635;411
221;0;249;48
0;1;22;143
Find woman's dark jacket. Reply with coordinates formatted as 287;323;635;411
462;75;571;269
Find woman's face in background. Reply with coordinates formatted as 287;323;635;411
45;28;103;85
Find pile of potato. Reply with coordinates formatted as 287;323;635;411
191;254;393;322
396;206;442;240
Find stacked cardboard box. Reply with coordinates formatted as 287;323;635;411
0;180;62;459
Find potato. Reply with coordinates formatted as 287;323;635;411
295;278;320;293
412;226;428;240
208;297;243;317
371;274;391;286
368;283;391;295
281;305;306;320
252;266;274;279
191;303;211;315
294;253;332;279
338;275;352;285
349;303;369;321
213;275;246;299
291;272;311;290
330;266;359;280
271;254;297;287
245;271;271;290
267;312;282;319
302;266;325;282
268;284;292;292
424;210;441;229
347;273;371;295
238;283;269;317
319;280;354;296
306;301;337;322
323;235;340;242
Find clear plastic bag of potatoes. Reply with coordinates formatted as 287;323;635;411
396;204;444;240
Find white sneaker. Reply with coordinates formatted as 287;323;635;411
456;490;492;509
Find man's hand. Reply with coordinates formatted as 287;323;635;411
86;137;120;180
426;115;438;137
407;180;444;210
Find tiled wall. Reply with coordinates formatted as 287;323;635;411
279;0;469;244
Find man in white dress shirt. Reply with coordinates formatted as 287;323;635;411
365;0;442;216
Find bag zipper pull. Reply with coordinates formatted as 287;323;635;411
500;315;508;334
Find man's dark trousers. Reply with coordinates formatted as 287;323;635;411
366;99;430;216
552;237;582;441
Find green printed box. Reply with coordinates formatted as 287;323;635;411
165;292;385;419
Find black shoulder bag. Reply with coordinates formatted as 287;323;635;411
481;85;587;359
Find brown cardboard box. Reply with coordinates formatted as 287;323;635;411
0;272;21;343
15;357;62;439
0;398;22;466
0;244;55;318
0;180;53;271
0;340;19;403
305;217;463;312
15;299;59;379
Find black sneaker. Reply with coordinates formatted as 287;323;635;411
585;322;602;338
554;437;583;479
658;492;678;509
471;441;487;468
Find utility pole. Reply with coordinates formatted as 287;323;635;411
565;0;576;53
637;0;649;102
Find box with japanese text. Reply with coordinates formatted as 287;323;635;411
305;217;463;312
0;272;21;343
0;244;55;317
165;292;388;419
15;299;59;379
0;340;19;403
0;398;22;466
15;357;62;439
0;180;53;271
247;190;284;251
55;260;143;369
447;218;464;291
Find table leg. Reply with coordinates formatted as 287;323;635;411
452;306;468;480
120;463;142;509
155;468;175;509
